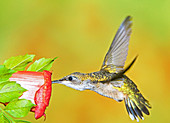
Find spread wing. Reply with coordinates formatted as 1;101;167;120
101;16;132;73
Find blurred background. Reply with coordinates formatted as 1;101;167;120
0;0;170;123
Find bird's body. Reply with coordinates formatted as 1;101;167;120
53;16;151;121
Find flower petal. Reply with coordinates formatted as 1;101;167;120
10;71;44;104
10;70;52;119
34;70;52;119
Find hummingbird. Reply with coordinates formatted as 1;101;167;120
52;16;151;121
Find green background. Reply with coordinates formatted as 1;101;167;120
0;0;169;123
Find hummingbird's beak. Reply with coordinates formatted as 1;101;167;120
52;80;61;84
52;77;66;84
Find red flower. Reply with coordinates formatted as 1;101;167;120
9;70;52;119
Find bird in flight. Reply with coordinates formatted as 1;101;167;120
52;16;151;121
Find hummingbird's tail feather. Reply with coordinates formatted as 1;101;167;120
125;98;140;121
140;96;152;109
124;94;151;121
125;97;144;122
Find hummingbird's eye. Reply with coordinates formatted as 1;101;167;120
68;76;77;81
68;76;73;81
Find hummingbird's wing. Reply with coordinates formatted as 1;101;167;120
101;16;132;73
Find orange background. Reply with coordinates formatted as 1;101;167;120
0;0;170;123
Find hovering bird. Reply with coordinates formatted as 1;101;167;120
52;16;151;121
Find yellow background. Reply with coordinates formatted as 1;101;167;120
0;0;170;123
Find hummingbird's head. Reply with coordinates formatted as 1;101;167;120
53;72;94;91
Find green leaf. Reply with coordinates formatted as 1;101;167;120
14;120;31;123
0;65;16;83
4;54;35;71
27;57;57;72
0;110;10;123
0;107;15;123
4;99;35;118
0;82;27;103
